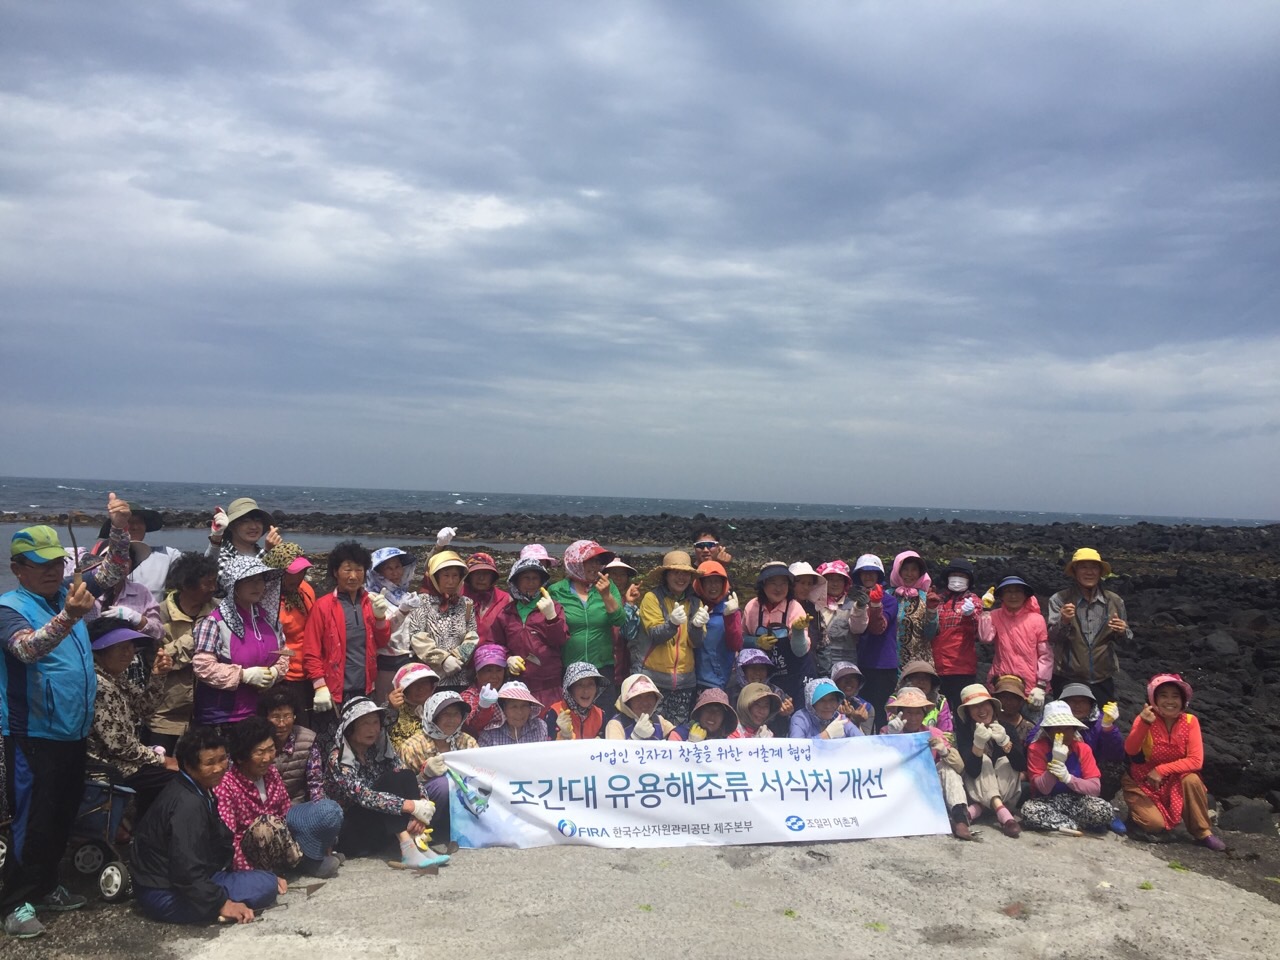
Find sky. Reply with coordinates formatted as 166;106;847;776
1;1;1278;520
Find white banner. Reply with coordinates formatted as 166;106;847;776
445;733;951;849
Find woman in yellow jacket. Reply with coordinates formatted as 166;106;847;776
636;551;706;726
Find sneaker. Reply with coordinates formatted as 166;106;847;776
4;904;45;939
35;885;87;912
401;850;450;869
1198;834;1227;852
1109;817;1128;835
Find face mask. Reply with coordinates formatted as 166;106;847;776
947;576;969;593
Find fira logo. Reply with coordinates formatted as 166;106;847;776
557;819;578;837
784;816;806;832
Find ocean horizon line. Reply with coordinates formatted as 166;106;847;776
0;475;1274;528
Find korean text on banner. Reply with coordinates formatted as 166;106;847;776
446;733;951;849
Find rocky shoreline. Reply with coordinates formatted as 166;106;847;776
17;507;1280;805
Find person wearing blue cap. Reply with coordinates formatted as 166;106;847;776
0;493;133;939
789;678;863;739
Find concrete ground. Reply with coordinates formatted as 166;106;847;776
7;829;1277;960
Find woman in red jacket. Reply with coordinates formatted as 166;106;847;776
1123;673;1226;851
490;557;569;708
301;541;392;724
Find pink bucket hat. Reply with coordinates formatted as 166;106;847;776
393;663;439;692
472;645;509;670
1147;672;1193;705
519;544;559;568
816;560;852;583
496;681;543;707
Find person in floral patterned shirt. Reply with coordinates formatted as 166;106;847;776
86;622;178;820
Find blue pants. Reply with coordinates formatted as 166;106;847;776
136;870;278;924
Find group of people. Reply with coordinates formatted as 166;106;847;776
0;496;1226;939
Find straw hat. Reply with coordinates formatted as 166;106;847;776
656;550;697;575
956;683;1000;721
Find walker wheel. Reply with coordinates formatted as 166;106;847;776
73;841;107;875
99;861;133;903
0;834;8;871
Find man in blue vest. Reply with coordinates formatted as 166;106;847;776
0;493;132;939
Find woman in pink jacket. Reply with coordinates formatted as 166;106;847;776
985;576;1052;713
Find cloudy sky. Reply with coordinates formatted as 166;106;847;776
2;1;1277;519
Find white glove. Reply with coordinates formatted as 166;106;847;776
972;722;991;752
398;593;425;615
101;605;142;627
631;712;655;740
1051;733;1070;764
1047;759;1072;783
824;718;846;739
440;655;463;677
535;589;557;621
506;655;526;676
435;527;457;547
425;755;448;777
408;798;436;826
930;736;950;756
210;509;230;537
691;605;710;629
668;604;688;626
722;592;739;616
312;685;333;712
887;714;906;734
241;666;274;689
961;597;976;616
988;722;1010;748
1101;701;1120;728
478;683;499;709
556;710;574;739
368;591;392;620
1028;687;1046;709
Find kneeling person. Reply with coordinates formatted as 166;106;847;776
130;727;282;924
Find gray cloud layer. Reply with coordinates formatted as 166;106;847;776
2;1;1278;518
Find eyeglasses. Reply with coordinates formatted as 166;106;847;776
693;541;719;550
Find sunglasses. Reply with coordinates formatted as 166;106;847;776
693;541;719;550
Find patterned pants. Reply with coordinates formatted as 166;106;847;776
659;688;696;727
1021;793;1114;832
241;815;303;873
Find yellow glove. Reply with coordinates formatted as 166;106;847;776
507;655;526;675
687;722;707;743
982;586;996;610
755;633;779;652
1101;701;1120;728
789;614;811;632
